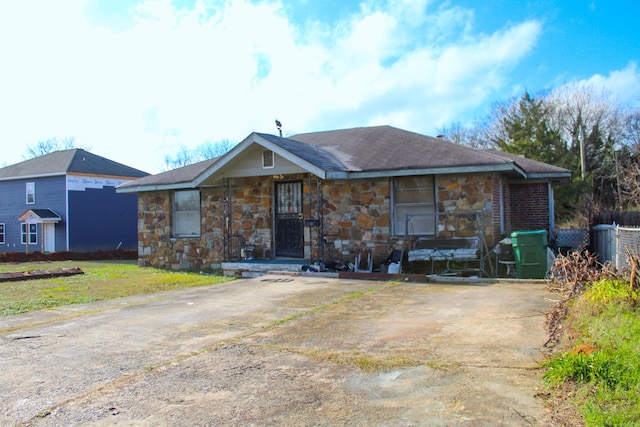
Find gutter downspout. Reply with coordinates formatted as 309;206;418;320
548;181;555;241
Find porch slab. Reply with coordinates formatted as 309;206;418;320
222;260;311;277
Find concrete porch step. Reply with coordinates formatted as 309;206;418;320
222;260;314;277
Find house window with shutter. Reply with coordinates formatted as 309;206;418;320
393;176;435;236
262;150;274;168
0;223;4;244
173;190;201;237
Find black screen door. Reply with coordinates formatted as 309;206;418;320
275;181;304;258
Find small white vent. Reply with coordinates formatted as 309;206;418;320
262;150;274;168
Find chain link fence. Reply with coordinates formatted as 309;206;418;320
558;225;640;272
616;226;640;271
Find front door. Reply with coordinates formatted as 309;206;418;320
43;223;56;253
275;181;304;258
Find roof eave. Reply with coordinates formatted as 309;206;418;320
116;182;195;193
0;172;66;182
345;163;519;179
527;172;573;185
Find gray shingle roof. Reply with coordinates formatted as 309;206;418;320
290;126;512;172
20;209;62;221
0;149;149;180
117;126;572;191
119;158;218;188
481;149;572;175
255;133;345;171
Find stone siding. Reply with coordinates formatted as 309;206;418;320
321;178;392;264
135;173;535;272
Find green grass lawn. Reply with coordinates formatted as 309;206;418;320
0;260;234;316
544;278;640;425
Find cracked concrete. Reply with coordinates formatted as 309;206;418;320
1;275;554;426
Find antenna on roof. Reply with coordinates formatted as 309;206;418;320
275;119;282;137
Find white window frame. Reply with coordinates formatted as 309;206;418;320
173;190;201;237
21;223;37;245
393;175;436;236
262;150;274;168
26;182;35;204
0;223;4;244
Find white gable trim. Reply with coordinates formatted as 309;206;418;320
192;133;328;187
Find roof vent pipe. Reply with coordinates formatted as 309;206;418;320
275;119;283;137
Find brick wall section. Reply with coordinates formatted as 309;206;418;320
492;175;503;242
508;182;550;232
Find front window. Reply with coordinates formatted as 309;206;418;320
21;223;37;245
173;190;201;237
393;175;435;236
26;182;35;204
0;223;4;244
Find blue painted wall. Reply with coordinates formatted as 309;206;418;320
67;186;138;251
0;176;67;253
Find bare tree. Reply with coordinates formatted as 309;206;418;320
438;122;485;148
163;139;237;171
23;136;87;159
163;144;194;170
621;109;640;152
196;139;235;159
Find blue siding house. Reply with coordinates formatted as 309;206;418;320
0;149;148;253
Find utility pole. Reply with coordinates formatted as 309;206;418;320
579;111;587;180
614;148;623;210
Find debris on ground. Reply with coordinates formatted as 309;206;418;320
0;267;84;282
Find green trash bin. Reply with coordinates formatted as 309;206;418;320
511;230;548;279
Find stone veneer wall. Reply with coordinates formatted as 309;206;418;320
138;173;500;271
137;188;227;271
435;175;494;244
321;178;391;264
321;174;496;267
229;177;273;259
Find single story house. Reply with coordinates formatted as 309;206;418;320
0;149;148;253
117;126;571;272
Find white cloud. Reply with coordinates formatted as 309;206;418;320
0;0;546;173
581;62;640;108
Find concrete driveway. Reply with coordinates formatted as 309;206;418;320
0;275;555;426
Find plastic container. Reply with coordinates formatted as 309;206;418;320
511;230;548;279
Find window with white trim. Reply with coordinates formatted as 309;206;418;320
262;150;274;168
26;182;35;204
393;175;435;236
21;223;37;245
173;190;201;237
0;223;4;244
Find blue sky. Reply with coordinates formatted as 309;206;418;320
1;0;638;174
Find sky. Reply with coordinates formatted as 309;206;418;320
1;0;639;174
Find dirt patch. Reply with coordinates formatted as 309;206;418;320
0;276;555;426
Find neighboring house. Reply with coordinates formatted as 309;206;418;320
0;149;149;253
117;126;571;272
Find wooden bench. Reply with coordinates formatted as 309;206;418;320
407;236;482;276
